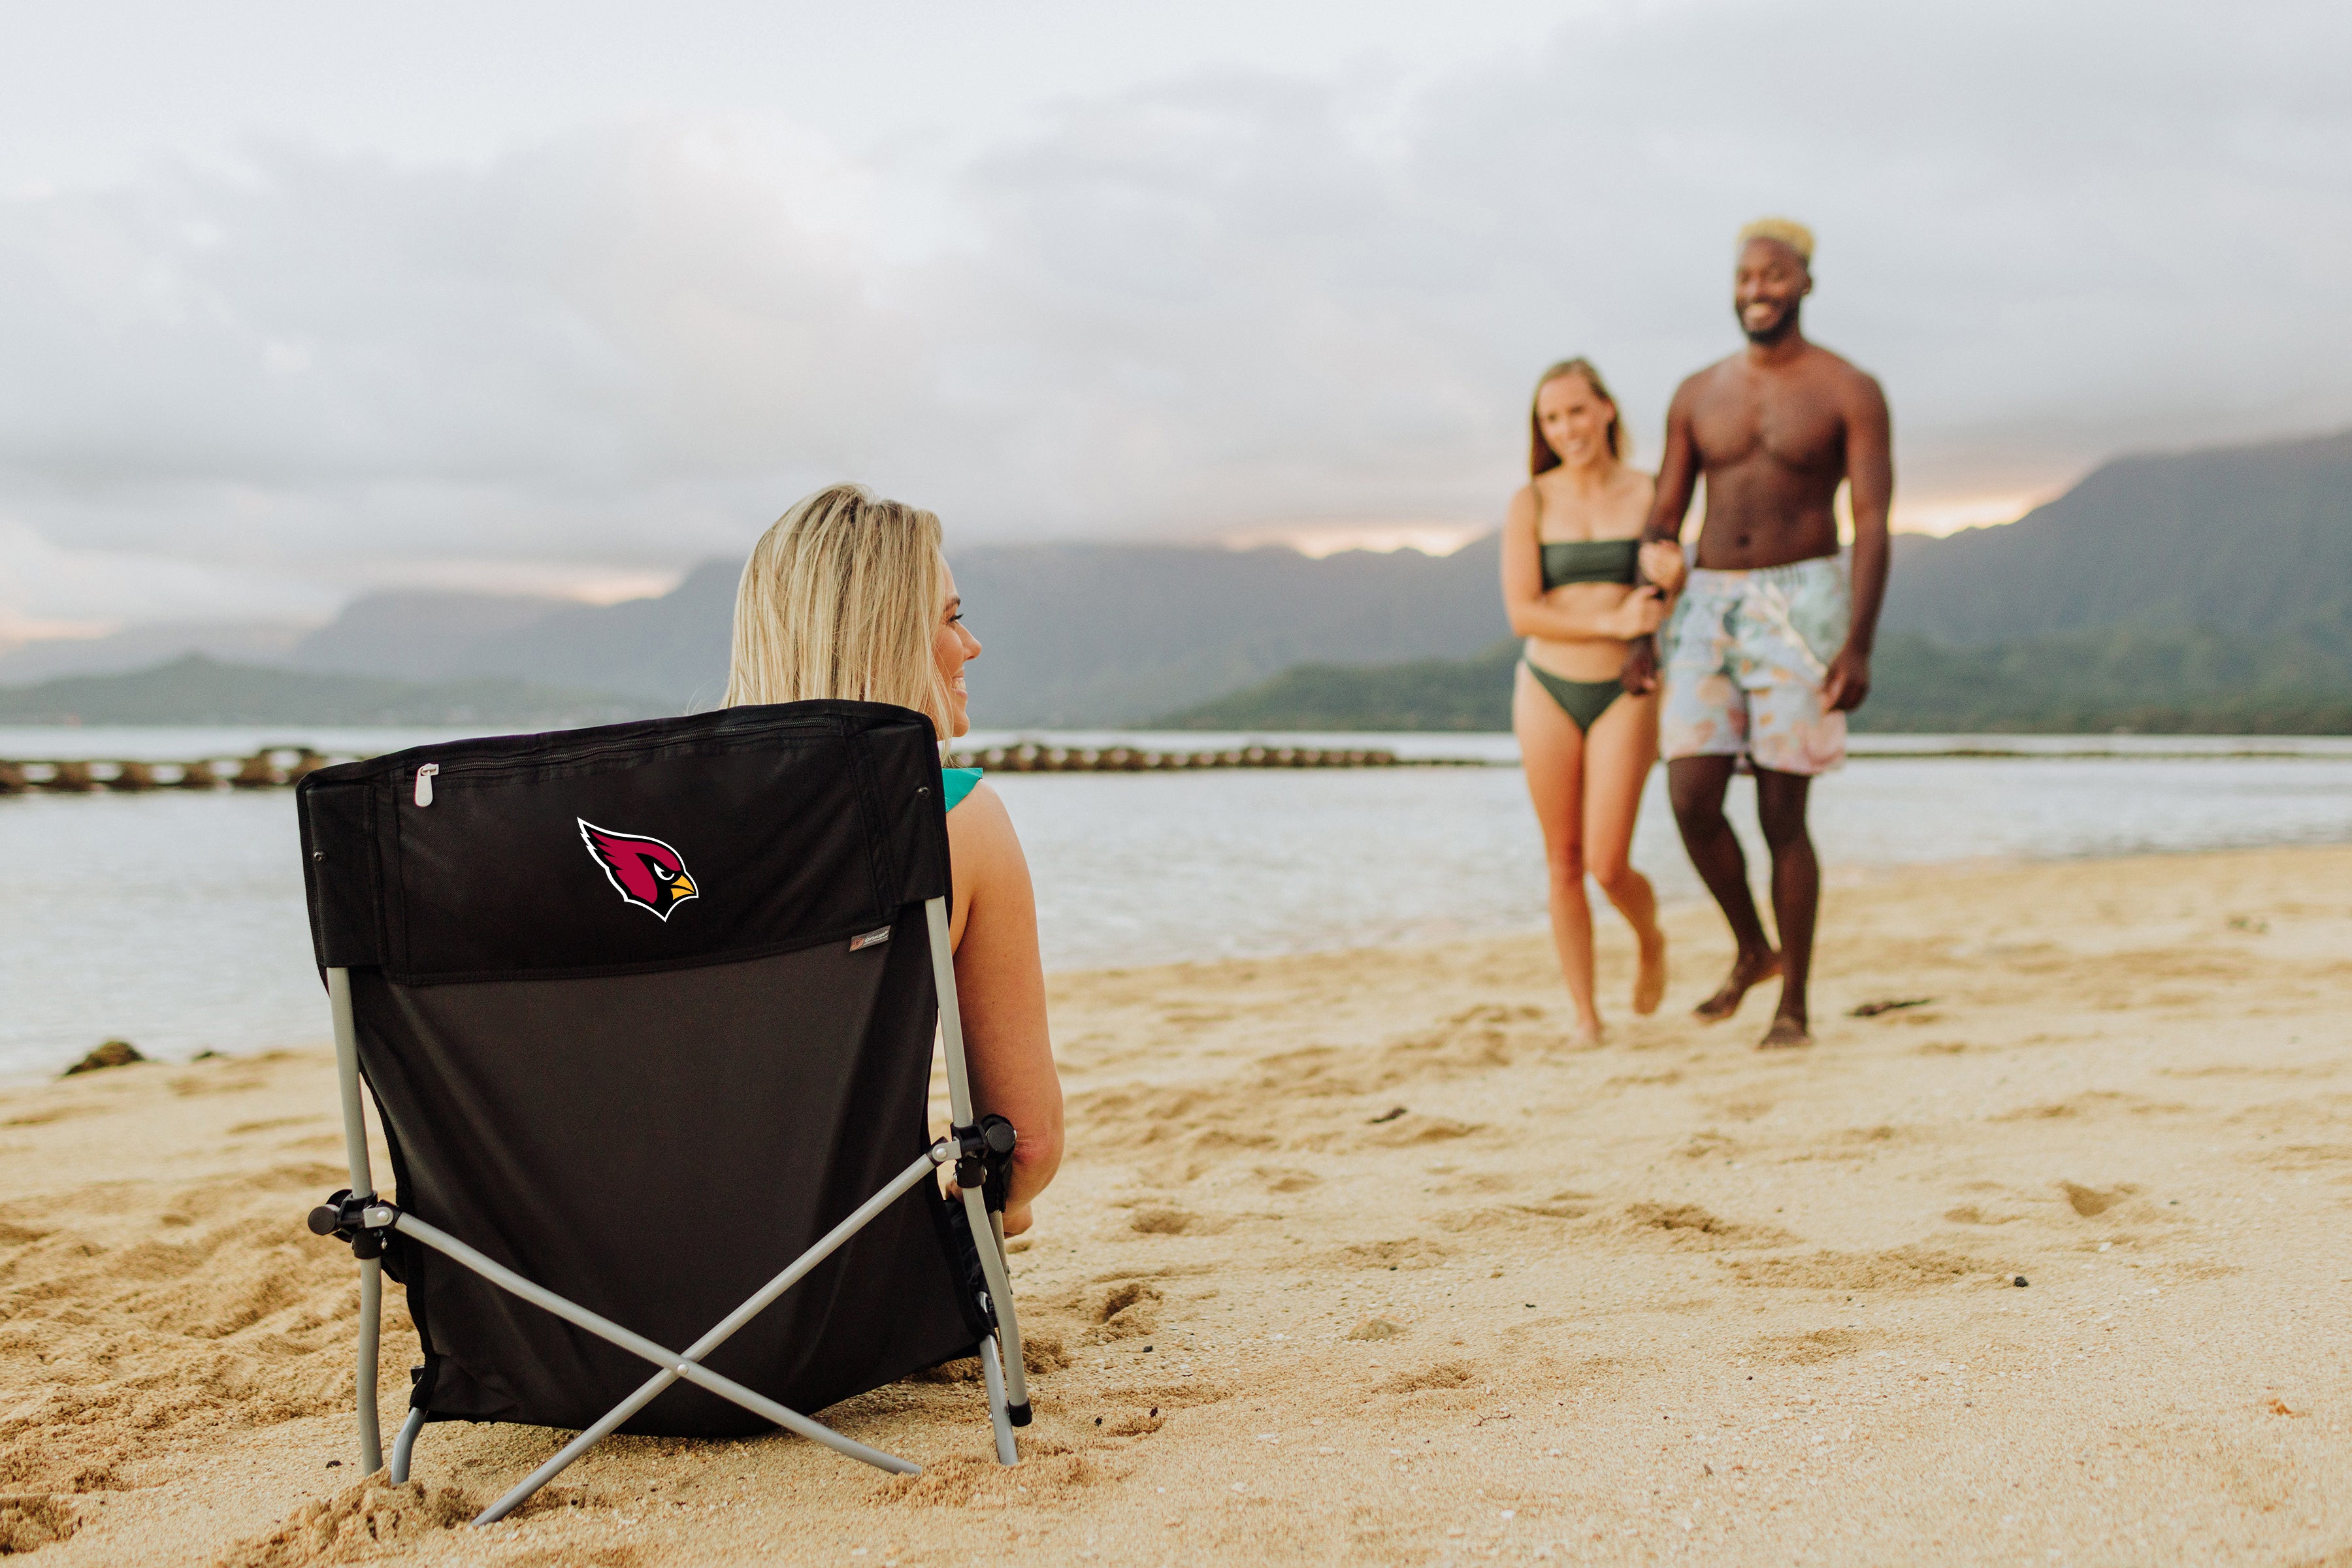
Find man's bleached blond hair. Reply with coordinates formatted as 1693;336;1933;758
724;482;954;738
1738;216;1814;266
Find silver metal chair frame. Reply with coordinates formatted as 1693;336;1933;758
323;894;1029;1524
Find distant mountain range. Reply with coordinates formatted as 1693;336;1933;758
1882;427;2352;645
4;425;2347;732
1163;626;2352;735
3;542;1512;726
272;543;1513;722
0;620;308;683
1168;426;2352;732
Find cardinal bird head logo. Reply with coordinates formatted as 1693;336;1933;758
578;819;699;921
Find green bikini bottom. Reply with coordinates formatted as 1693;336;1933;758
1523;661;1623;734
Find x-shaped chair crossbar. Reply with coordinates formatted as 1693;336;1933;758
314;897;1032;1527
324;1124;1012;1524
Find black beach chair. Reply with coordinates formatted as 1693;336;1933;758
295;702;1030;1526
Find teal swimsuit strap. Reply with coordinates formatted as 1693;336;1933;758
942;766;983;812
1522;661;1622;734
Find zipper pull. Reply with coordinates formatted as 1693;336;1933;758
414;763;439;807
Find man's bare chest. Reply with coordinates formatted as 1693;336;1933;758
1691;380;1846;476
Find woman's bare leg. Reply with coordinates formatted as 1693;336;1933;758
1581;690;1667;1013
1513;664;1602;1041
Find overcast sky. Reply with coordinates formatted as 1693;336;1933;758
3;0;2347;637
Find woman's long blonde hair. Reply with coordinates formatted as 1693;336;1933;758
723;482;954;736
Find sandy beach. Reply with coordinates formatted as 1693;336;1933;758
3;843;2348;1565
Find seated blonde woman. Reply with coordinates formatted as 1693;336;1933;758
724;483;1064;1235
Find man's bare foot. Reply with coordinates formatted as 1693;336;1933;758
1567;1020;1606;1050
1694;949;1780;1023
1633;928;1669;1015
1756;1015;1812;1050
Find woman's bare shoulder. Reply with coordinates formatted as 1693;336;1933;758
945;781;1028;875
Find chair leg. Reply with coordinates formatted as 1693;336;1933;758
979;1334;1019;1466
962;1187;1032;1424
389;1407;427;1484
329;968;385;1475
987;1210;1032;1424
355;1258;383;1473
929;900;1032;1429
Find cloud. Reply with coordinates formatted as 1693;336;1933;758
948;0;2352;515
0;122;916;565
0;519;335;645
0;0;2346;625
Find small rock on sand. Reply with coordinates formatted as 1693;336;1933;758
63;1039;144;1076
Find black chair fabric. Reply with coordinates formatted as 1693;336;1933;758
297;702;986;1435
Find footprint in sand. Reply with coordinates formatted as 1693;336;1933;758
1428;1169;1516;1196
1104;1411;1164;1436
1365;1114;1482;1148
1338;1237;1453;1271
1723;1245;1989;1292
1514;1190;1598;1220
2058;1181;2138;1218
1062;1279;1159;1344
1611;1201;1794;1249
1377;1360;1476;1394
1678;1130;1739;1160
1752;1326;1876;1365
1;1104;105;1128
1124;1205;1233;1236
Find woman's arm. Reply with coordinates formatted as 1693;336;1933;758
1623;389;1700;693
945;783;1063;1235
1501;486;1668;642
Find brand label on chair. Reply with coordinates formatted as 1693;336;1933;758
577;820;700;921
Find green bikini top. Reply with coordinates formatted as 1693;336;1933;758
1541;537;1641;590
942;766;983;812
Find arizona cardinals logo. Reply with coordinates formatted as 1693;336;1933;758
578;819;700;921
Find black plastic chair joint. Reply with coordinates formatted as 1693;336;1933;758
951;1115;1018;1213
307;1188;401;1260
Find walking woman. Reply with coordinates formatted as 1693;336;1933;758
1502;360;1671;1043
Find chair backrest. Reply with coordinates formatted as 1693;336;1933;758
298;701;986;1435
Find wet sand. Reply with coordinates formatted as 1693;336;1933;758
3;845;2349;1565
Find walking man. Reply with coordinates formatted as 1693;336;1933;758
1626;218;1892;1049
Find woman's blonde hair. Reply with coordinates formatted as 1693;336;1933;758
723;482;953;736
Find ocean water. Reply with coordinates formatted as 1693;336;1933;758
5;726;2351;1079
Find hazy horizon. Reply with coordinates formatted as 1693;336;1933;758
8;414;2349;651
3;0;2347;642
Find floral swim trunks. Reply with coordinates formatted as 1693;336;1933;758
1660;555;1852;777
